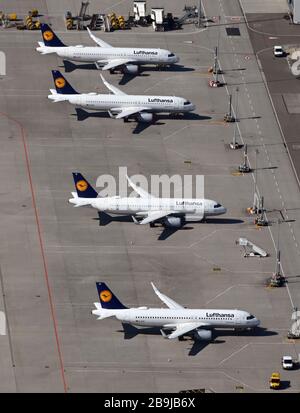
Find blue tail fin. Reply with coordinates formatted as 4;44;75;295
52;70;79;95
41;23;66;47
96;282;127;310
72;172;98;198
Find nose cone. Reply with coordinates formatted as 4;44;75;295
255;318;260;327
220;206;227;215
174;55;180;63
190;103;196;111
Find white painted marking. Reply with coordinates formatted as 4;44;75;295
219;344;249;365
0;311;6;335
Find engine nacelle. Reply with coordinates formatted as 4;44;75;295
124;64;139;74
137;112;153;123
163;216;185;228
194;329;212;341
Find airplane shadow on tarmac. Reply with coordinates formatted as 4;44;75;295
93;213;242;241
118;65;195;85
118;324;277;356
73;108;211;135
61;60;194;78
61;60;97;72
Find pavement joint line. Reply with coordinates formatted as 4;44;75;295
0;112;68;393
0;264;18;390
218;344;249;365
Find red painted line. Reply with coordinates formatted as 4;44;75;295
0;112;68;393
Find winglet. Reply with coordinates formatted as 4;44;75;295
100;74;126;95
151;282;159;294
126;175;154;199
150;282;184;309
86;27;112;48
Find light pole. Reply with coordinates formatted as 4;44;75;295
198;0;202;28
230;87;240;149
270;219;284;286
252;148;259;211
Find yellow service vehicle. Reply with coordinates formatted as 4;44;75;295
269;372;281;389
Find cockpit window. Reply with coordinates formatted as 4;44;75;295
184;101;191;105
247;315;255;320
168;53;175;57
214;203;221;208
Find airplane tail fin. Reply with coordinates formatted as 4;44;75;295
72;172;98;198
96;282;127;310
51;70;79;95
41;23;66;47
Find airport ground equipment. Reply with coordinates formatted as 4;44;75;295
238;145;251;173
224;94;235;122
269;249;285;287
254;197;268;227
230;87;241;149
89;14;107;31
236;238;268;258
151;8;164;31
0;11;40;29
269;372;281;389
132;2;200;30
65;1;91;30
288;0;300;24
107;13;126;30
287;308;300;339
0;11;18;28
281;356;294;369
175;5;198;28
133;1;148;25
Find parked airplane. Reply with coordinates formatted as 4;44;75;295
48;70;195;123
92;282;260;341
69;172;226;228
36;23;179;73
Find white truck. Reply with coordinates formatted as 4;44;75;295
281;356;294;370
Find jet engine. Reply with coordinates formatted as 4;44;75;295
124;64;139;74
163;216;185;228
137;112;153;123
194;329;212;341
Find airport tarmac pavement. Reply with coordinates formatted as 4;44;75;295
0;0;299;392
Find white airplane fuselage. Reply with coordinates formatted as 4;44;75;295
69;196;226;221
49;93;195;114
94;308;260;329
37;45;179;65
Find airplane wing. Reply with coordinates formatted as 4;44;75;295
136;210;172;225
87;27;112;48
101;59;135;71
100;74;127;95
151;282;184;309
114;106;149;119
127;175;155;199
167;322;207;339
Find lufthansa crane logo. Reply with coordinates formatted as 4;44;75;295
76;180;88;192
100;290;112;302
43;31;54;41
55;77;66;89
